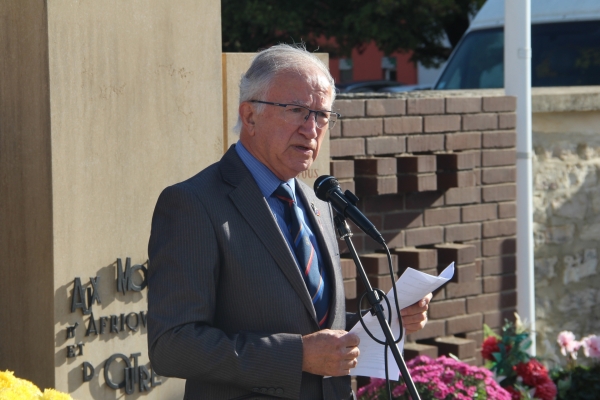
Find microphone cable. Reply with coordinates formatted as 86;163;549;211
355;242;404;400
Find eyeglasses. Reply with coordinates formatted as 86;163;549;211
249;100;340;129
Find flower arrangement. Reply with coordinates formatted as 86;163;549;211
481;317;556;400
551;331;600;399
357;355;511;400
0;370;73;400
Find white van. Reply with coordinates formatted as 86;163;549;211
434;0;600;90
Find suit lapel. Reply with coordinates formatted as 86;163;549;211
296;180;343;329
219;147;318;324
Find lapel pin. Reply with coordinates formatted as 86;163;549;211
310;203;321;217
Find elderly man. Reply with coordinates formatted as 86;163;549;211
147;44;431;400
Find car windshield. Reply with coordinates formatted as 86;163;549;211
435;20;600;89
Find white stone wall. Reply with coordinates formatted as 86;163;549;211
531;88;600;361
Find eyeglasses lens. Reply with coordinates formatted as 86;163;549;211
283;105;336;129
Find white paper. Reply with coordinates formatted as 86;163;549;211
349;262;455;379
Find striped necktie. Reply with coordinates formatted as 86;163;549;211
274;183;330;328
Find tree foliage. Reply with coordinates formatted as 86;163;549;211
221;0;486;68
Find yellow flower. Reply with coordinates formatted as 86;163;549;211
40;388;73;400
0;371;18;390
0;370;43;399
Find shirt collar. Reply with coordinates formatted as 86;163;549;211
235;141;296;199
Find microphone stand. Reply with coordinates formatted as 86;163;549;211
334;214;421;400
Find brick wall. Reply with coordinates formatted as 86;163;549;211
330;93;518;369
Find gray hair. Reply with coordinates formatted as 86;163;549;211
233;43;336;134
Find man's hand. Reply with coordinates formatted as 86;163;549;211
401;293;433;334
301;329;360;376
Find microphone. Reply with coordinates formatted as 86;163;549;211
314;175;385;245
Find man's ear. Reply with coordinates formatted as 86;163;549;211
239;102;256;136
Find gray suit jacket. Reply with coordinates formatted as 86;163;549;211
148;145;352;400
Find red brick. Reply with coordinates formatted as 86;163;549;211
449;263;477;283
446;314;484;335
424;115;461;133
481;167;516;184
475;259;482;277
484;309;516;329
362;194;404;213
498;202;516;218
462;204;497;222
432;287;446;302
446;132;482;151
463;114;498;131
481;149;516;167
405;191;445;209
483;96;516;112
330;160;354;179
437;152;479;170
467;292;517;314
405;227;444;247
407;135;445;153
482;238;516;257
482;184;516;202
445;279;482;299
338;179;355;193
483;275;516;293
366;136;406;155
355;157;397;176
397;174;437;192
407;98;445;115
334;99;364;117
407;320;446;341
483;219;517;238
482;256;516;275
360;253;395;275
330;138;365;157
483;130;516;148
466;242;482;260
396;155;437;173
384;211;423;230
354;176;397;196
445;223;481;242
437;171;476;190
435;244;476;265
359;274;394;295
366;98;406;116
384;116;423;134
391;247;438;270
498;113;517;129
458;331;485;349
424;207;460;226
430;336;476;359
341;258;357;279
330;120;341;137
342;118;382;137
428;299;466;319
381;231;404;249
446;97;482;114
445;187;481;205
404;342;439;360
344;279;357;299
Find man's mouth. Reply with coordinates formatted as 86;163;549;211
293;145;314;153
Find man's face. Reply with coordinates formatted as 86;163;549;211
242;69;333;181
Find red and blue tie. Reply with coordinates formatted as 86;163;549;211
274;183;330;328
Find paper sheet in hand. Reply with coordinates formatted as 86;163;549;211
348;262;455;380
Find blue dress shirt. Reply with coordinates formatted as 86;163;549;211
235;141;330;318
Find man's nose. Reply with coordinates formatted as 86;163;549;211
299;111;318;137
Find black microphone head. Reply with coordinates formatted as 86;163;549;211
314;175;339;201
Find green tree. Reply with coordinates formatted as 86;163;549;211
221;0;486;68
